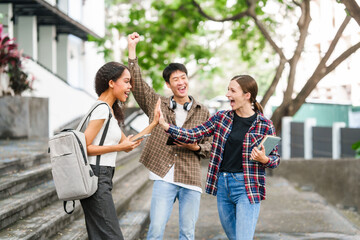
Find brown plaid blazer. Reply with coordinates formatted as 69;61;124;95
128;58;212;187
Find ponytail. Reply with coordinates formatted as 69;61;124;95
112;100;125;127
253;100;263;114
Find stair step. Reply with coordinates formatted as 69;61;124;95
50;164;149;240
0;163;52;200
0;139;141;177
122;180;153;240
0;154;145;240
0;139;49;176
0;200;82;240
0;147;142;231
120;180;153;240
120;211;149;240
0;147;141;201
0;180;57;230
0;154;49;176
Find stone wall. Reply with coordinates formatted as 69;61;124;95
0;96;49;139
271;158;360;211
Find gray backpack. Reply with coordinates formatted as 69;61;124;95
48;102;111;214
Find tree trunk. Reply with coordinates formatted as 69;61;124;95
341;0;360;27
261;59;286;107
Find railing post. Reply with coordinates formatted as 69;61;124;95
282;116;292;160
332;122;346;160
304;118;316;160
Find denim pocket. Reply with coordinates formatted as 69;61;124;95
231;173;245;183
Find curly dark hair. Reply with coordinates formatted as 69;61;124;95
95;61;130;126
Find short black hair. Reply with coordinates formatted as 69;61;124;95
162;63;188;83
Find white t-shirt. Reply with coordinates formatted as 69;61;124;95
88;101;122;167
149;103;202;193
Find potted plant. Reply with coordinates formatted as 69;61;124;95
0;23;48;139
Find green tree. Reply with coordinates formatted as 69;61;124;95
99;0;223;93
100;0;360;132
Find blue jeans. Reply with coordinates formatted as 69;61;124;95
217;172;260;240
147;180;201;240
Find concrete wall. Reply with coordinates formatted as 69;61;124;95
282;118;358;160
272;158;360;212
0;96;49;139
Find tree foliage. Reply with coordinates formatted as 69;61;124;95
98;0;360;133
99;0;224;92
96;0;280;95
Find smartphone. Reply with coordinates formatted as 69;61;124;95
133;134;151;142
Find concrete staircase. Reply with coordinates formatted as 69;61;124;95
0;139;152;240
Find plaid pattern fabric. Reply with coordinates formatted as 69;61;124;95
167;110;280;204
128;58;212;187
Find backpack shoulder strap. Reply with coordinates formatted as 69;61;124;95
77;101;113;176
76;101;112;132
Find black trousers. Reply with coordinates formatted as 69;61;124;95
80;165;124;240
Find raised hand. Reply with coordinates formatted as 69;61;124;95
128;32;140;47
128;32;140;60
158;103;170;131
153;98;161;124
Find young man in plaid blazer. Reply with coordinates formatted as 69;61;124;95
127;32;212;240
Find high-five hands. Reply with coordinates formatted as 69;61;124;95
153;98;161;124
158;103;170;131
156;101;199;151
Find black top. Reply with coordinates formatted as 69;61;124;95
220;112;257;173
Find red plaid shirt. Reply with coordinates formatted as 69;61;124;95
167;110;280;204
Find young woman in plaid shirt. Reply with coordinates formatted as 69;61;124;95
158;75;280;240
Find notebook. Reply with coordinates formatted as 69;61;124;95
258;135;281;155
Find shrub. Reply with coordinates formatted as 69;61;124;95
0;23;33;96
352;141;360;159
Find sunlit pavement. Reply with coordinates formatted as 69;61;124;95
2;139;360;240
156;161;360;240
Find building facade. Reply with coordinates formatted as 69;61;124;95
0;0;106;136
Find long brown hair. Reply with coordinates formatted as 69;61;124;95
95;62;130;126
231;75;263;113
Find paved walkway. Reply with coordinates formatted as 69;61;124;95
153;162;360;240
2;139;360;240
